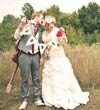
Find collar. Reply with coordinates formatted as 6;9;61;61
31;20;38;27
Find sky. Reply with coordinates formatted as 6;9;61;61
0;0;100;22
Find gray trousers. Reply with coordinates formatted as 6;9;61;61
18;52;41;101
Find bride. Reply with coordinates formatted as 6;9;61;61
41;15;89;110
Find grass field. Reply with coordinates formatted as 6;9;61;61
0;85;100;110
0;45;100;110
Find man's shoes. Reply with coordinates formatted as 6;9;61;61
19;100;28;110
34;99;44;106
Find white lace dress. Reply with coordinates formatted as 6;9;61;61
42;27;89;110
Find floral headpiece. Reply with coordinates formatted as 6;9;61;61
45;15;56;24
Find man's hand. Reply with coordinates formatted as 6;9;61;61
18;17;28;31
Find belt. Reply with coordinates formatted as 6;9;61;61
21;51;39;55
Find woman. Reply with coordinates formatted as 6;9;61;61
41;15;89;110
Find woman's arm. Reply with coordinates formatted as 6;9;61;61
57;27;68;45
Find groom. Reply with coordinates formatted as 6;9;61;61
14;12;44;109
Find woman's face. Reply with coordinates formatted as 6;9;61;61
41;19;46;27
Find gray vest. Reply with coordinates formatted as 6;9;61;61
18;29;42;53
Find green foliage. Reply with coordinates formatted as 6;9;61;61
21;3;34;19
44;5;60;16
43;5;60;24
0;15;19;51
83;33;100;45
78;2;100;34
70;12;81;30
57;12;70;29
66;25;84;46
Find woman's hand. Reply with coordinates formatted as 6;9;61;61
40;57;45;66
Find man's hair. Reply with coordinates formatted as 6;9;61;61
31;11;42;19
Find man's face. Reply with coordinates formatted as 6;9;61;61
37;14;44;25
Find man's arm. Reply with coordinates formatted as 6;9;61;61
14;17;28;40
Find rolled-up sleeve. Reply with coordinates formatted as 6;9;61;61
14;29;21;40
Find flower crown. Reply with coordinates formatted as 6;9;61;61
45;16;56;24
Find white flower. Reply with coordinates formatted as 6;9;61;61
45;16;56;24
45;16;53;24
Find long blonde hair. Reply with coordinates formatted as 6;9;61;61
44;15;56;32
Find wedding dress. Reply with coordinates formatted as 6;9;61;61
42;27;89;110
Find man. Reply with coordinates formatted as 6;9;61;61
14;12;44;110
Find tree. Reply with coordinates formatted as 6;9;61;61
70;12;81;30
44;5;60;23
78;2;100;34
0;15;19;51
22;3;34;19
2;14;19;26
57;12;70;29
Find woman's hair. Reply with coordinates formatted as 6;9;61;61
44;15;56;32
